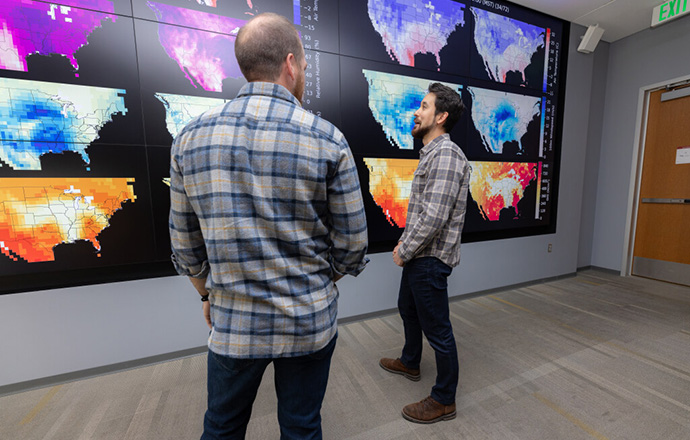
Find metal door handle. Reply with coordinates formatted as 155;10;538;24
641;198;690;204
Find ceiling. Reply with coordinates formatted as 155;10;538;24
508;0;669;43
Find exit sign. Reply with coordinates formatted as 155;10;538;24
652;0;690;27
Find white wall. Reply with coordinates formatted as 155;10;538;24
0;276;210;387
0;26;597;388
577;41;609;268
589;17;690;270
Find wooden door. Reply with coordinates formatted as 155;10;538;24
632;87;690;286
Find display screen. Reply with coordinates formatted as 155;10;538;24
340;0;567;251
0;0;568;294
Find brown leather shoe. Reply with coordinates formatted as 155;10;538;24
402;396;456;424
379;358;421;381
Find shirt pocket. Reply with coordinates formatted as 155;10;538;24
412;167;427;212
412;166;427;187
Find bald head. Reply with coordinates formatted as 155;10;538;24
235;13;304;82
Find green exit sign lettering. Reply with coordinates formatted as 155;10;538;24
652;0;689;27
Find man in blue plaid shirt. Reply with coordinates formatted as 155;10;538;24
380;83;470;424
169;13;368;439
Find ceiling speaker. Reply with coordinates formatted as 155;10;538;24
577;25;605;54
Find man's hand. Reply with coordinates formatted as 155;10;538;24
202;300;212;329
393;243;404;267
188;276;212;329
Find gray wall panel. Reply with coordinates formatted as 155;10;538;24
578;40;610;268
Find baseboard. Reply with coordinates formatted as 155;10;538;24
0;346;208;398
340;271;578;324
577;265;621;275
450;271;578;302
1;271;583;396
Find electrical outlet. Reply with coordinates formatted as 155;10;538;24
548;243;553;253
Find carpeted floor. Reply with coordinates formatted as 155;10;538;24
1;269;689;439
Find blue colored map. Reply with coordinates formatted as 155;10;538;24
467;86;540;154
368;0;465;68
363;70;462;150
471;7;544;84
0;78;127;170
155;93;229;139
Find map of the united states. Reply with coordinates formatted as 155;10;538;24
155;93;229;139
468;86;541;155
472;7;544;84
364;159;536;227
363;158;416;227
363;70;462;150
470;162;537;221
0;78;127;170
0;0;116;74
368;0;465;68
147;1;247;92
0;178;136;263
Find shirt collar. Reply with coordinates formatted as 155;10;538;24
419;133;450;157
236;81;302;107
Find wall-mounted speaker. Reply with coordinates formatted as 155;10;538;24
577;25;605;54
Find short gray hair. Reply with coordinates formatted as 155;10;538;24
235;13;304;82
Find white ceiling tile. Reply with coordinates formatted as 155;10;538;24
574;0;660;42
506;0;612;22
506;0;669;42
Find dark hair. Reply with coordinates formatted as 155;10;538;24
428;82;465;132
235;13;304;82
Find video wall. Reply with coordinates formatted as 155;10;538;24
0;0;569;294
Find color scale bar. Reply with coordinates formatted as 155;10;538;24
293;0;301;25
543;29;551;93
535;162;543;220
539;100;546;158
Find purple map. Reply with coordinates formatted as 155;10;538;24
0;0;116;74
39;0;116;12
147;2;247;92
368;0;465;69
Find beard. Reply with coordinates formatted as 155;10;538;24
292;68;305;105
411;121;431;139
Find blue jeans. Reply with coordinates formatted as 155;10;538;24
398;257;458;405
201;335;337;440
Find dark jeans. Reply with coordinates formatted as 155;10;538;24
398;257;459;405
201;335;337;440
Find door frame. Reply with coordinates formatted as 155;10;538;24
621;73;690;276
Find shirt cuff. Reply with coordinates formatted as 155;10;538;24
171;255;210;279
334;256;370;278
397;243;412;264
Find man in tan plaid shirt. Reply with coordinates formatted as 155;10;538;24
380;82;471;424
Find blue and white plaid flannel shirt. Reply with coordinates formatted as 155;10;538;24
169;82;368;358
